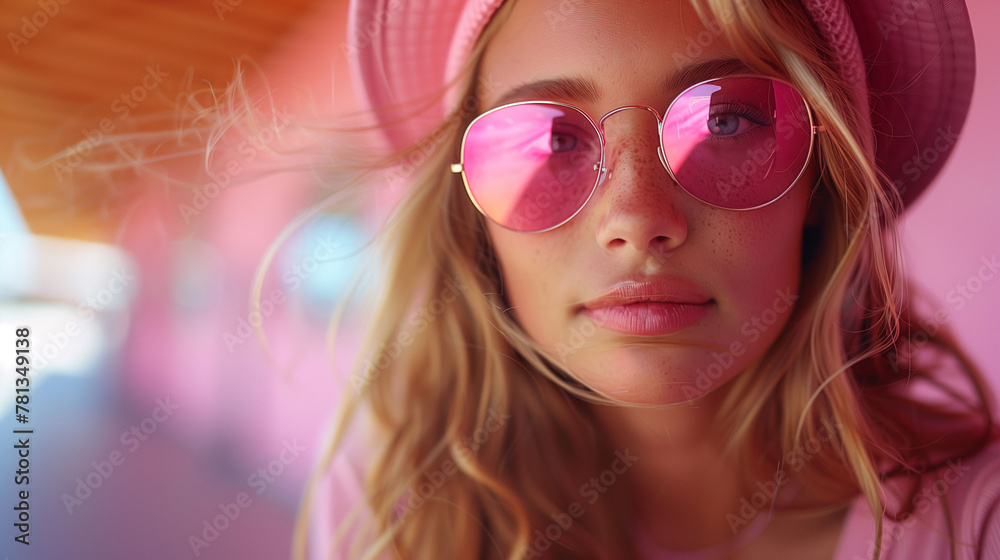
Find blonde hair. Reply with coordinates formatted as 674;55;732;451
28;1;990;558
294;0;997;559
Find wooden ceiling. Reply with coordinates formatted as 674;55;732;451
0;0;337;239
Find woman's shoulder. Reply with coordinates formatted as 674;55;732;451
833;440;1000;560
946;441;1000;559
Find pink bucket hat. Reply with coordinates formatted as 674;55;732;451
346;0;975;208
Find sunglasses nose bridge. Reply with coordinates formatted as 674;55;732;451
597;105;663;136
596;105;666;179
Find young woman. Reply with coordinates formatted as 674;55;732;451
302;0;998;558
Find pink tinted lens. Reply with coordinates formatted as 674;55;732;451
461;103;602;232
661;77;813;209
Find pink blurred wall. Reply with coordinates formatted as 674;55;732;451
901;0;1000;386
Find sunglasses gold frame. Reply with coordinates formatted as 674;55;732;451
450;75;826;233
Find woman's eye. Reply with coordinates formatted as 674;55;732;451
550;132;578;153
707;114;746;136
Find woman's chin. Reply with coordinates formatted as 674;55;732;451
558;348;743;406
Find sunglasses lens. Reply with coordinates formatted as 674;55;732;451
661;77;813;209
461;103;601;232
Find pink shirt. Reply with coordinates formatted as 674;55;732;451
827;443;1000;560
312;428;1000;560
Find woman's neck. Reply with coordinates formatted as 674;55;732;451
585;386;760;550
585;388;851;554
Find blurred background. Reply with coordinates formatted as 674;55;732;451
0;0;998;559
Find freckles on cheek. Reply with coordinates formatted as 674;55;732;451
727;206;803;268
508;244;558;302
705;209;804;319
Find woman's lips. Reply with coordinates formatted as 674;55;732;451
582;302;711;335
581;280;712;335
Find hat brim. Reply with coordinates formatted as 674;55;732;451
349;0;976;209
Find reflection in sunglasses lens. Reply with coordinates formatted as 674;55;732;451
460;78;813;231
661;78;812;210
463;103;601;232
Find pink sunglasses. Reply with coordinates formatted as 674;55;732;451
451;75;824;233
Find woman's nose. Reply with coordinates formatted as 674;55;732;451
591;108;689;256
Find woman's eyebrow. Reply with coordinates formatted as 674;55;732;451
663;58;757;93
489;58;756;108
492;77;601;107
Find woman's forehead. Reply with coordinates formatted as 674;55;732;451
480;0;742;108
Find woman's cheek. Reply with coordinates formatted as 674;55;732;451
488;225;567;344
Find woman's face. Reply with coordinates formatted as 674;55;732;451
478;0;818;404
